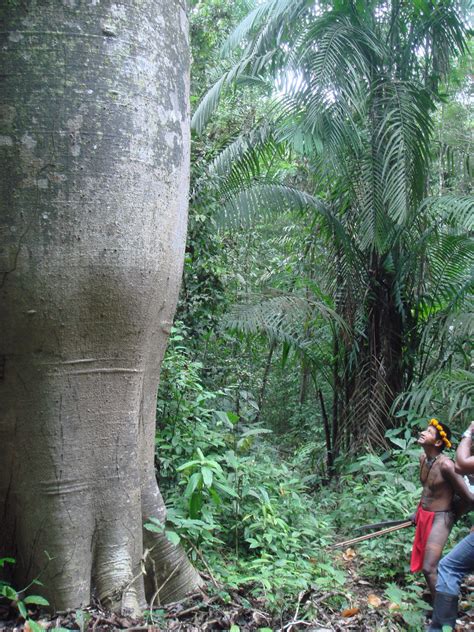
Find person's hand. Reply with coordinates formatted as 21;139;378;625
408;512;417;525
462;422;474;439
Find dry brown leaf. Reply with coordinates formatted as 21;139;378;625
388;602;400;610
341;607;360;617
367;593;382;608
342;548;357;561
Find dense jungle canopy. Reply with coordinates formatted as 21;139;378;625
0;0;473;630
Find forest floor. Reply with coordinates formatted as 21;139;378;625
1;569;473;631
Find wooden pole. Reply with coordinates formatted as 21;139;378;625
331;521;413;548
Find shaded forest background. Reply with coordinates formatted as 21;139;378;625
153;0;473;629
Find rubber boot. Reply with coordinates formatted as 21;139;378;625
428;591;458;631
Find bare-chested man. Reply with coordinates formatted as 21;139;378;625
411;418;474;599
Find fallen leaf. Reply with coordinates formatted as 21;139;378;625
342;548;357;561
388;602;400;610
367;594;382;608
341;607;360;617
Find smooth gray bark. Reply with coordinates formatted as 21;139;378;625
0;0;202;614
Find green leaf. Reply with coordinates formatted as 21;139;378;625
24;595;50;606
144;521;164;534
185;472;202;498
18;600;27;618
0;585;18;600
202;466;213;488
189;491;203;519
75;608;92;632
176;459;202;472
226;412;239;424
389;437;407;450
26;621;47;632
209;487;222;506
196;447;205;461
0;557;15;568
240;428;272;438
213;480;239;498
215;410;235;428
165;530;181;546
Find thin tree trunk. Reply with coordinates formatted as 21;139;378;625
299;357;311;406
318;389;333;475
331;335;340;461
256;340;275;422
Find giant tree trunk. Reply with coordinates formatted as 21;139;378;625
0;0;202;615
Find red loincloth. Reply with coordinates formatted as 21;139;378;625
410;504;435;572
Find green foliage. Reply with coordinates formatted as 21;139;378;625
0;557;50;628
177;446;239;519
156;324;228;489
318;434;421;582
155;330;445;617
190;0;473;453
158;0;473;623
75;609;92;632
156;331;350;605
384;583;429;629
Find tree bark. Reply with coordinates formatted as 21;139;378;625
0;0;202;615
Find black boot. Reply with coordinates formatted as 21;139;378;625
428;591;458;631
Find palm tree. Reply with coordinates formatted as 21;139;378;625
192;0;473;454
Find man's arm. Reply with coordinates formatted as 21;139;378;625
440;458;474;503
410;453;425;524
455;421;474;475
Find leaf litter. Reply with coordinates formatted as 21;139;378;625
0;572;472;631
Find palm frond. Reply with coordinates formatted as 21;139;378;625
376;81;434;224
419;195;474;231
197;124;284;198
221;0;311;58
223;294;313;345
273;15;381;162
193;0;313;135
191;51;277;134
419;233;474;316
222;292;346;385
397;369;474;422
216;183;349;247
411;2;468;80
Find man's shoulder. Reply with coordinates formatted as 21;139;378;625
439;454;455;472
